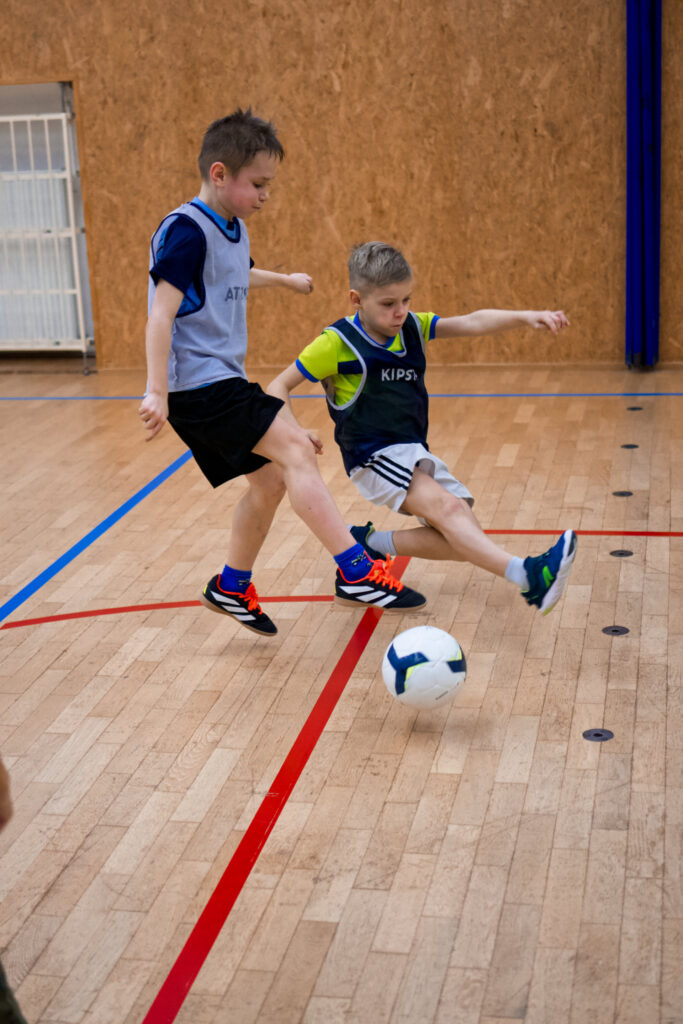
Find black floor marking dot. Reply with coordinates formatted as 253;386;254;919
627;406;643;411
602;625;630;636
612;490;633;497
621;443;639;449
610;549;634;558
583;728;614;742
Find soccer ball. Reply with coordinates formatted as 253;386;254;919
382;625;467;709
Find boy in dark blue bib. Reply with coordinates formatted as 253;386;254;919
269;242;577;616
139;118;426;633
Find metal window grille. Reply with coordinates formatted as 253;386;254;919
0;113;89;352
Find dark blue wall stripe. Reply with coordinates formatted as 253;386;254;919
626;0;662;367
0;450;193;624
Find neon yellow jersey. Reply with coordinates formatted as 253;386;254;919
296;312;439;406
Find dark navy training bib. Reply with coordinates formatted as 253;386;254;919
324;313;429;474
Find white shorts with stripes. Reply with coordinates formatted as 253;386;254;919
349;443;474;519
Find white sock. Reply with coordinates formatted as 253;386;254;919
367;529;396;557
505;556;529;590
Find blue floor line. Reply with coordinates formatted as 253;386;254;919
1;391;682;402
0;396;142;401
293;391;682;399
0;450;193;625
429;391;682;398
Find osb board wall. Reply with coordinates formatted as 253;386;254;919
0;0;678;369
661;0;683;362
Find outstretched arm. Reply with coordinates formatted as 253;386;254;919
435;309;570;338
138;279;184;440
267;363;323;454
250;268;314;294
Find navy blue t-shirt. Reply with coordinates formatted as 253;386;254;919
150;217;204;295
150;213;255;299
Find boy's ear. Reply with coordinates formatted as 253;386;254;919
349;288;362;310
209;161;230;185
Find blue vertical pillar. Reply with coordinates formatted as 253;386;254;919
625;0;662;367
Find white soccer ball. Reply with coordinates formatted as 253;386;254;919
382;625;467;709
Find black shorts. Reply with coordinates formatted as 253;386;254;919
0;960;27;1024
167;377;284;488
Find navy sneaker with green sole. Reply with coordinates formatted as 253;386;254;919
522;530;578;615
349;522;377;557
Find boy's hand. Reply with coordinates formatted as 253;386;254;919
286;273;314;294
529;310;570;334
139;392;168;439
306;429;323;454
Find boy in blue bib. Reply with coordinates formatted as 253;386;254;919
139;118;426;633
268;242;577;616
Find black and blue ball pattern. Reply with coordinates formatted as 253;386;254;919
382;625;467;709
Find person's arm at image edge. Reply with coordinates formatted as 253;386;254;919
0;756;13;831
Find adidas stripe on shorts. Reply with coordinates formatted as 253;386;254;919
349;442;474;519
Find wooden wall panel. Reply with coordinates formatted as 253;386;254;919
0;1;677;369
660;0;683;362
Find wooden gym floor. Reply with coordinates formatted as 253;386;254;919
0;362;681;1024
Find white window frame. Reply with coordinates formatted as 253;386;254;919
0;109;90;353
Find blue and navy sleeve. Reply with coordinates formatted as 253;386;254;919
295;358;319;382
150;216;205;295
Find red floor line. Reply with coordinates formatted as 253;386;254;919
2;529;681;633
486;529;683;537
0;596;332;631
141;555;410;1024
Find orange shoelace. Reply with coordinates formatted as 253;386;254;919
242;582;262;612
367;556;404;592
218;577;263;612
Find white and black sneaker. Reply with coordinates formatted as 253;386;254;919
200;575;277;635
334;556;427;611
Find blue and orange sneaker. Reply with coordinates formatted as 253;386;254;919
522;530;578;615
335;555;427;611
200;575;277;635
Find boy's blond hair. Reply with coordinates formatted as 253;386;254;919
348;242;412;292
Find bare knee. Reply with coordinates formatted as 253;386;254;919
424;492;473;531
252;476;286;507
247;465;286;508
255;417;319;474
277;431;319;475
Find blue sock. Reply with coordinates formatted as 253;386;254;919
219;565;252;593
334;543;373;581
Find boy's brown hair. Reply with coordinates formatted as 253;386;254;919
198;107;284;179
